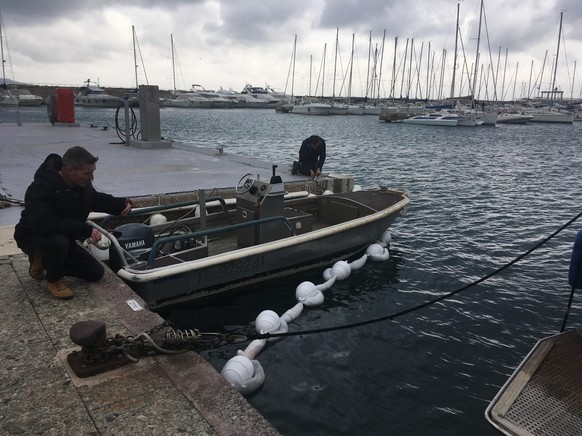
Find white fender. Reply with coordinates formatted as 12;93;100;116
268;318;288;342
221;355;265;396
149;213;167;226
352;184;363;192
255;310;280;334
303;291;325;307
376;230;392;248
349;254;368;270
323;267;333;281
296;281;317;302
330;260;351;280
366;243;390;261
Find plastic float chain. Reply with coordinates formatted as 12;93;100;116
67;320;246;378
221;230;393;395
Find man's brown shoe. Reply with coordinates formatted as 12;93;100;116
29;256;45;280
47;279;74;300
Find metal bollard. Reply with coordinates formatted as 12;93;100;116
16;110;22;126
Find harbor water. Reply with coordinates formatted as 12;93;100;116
3;105;582;435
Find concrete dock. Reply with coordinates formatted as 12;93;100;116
0;121;320;434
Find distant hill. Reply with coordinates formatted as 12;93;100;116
1;78;23;85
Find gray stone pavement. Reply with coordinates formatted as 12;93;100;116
0;252;279;435
0;122;293;435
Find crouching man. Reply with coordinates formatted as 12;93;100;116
14;146;132;299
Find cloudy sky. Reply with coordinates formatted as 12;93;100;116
1;0;581;101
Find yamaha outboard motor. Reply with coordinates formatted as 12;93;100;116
109;223;155;272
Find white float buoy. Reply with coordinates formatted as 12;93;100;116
330;260;351;280
366;243;390;261
221;355;254;384
323;268;333;281
377;230;392;247
149;213;167;226
255;310;281;334
221;355;265;396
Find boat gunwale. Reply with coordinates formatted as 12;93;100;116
116;191;409;283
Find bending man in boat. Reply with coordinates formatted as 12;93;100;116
293;135;326;178
14;146;133;300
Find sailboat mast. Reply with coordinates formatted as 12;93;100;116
332;28;339;100
406;38;413;99
0;11;6;86
321;43;327;98
170;34;176;92
377;29;386;101
309;54;313;96
132;25;139;89
400;38;408;99
471;0;483;100
549;11;563;105
390;37;398;99
426;41;431;100
348;33;355;103
365;31;372;99
450;2;460;101
291;35;296;98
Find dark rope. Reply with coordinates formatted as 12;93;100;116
250;210;582;340
560;285;577;332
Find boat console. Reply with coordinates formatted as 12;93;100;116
236;167;312;247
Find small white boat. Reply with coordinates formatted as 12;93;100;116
89;173;409;310
216;88;272;108
163;92;213;108
496;112;534;124
0;89;18;106
402;113;459;127
403;110;483;127
291;99;332;115
75;82;121;107
191;84;236;109
13;89;43;106
241;84;280;106
526;110;575;124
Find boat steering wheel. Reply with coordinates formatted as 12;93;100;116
236;173;255;194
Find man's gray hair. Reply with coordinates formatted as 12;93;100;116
62;146;99;168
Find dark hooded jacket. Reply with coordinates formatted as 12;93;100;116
14;153;127;249
299;135;326;174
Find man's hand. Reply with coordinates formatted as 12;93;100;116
121;198;133;216
90;228;102;244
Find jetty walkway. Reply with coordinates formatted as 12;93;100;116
0;120;323;434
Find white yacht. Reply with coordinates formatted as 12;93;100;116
0;89;18;106
162;92;213;108
191;84;236;109
13;89;43;106
74;83;121;107
291;99;331;115
241;84;280;106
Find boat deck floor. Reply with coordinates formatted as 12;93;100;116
487;329;582;435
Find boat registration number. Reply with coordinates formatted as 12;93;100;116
218;255;265;275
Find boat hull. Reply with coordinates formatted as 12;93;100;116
402;117;458;127
114;190;408;309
